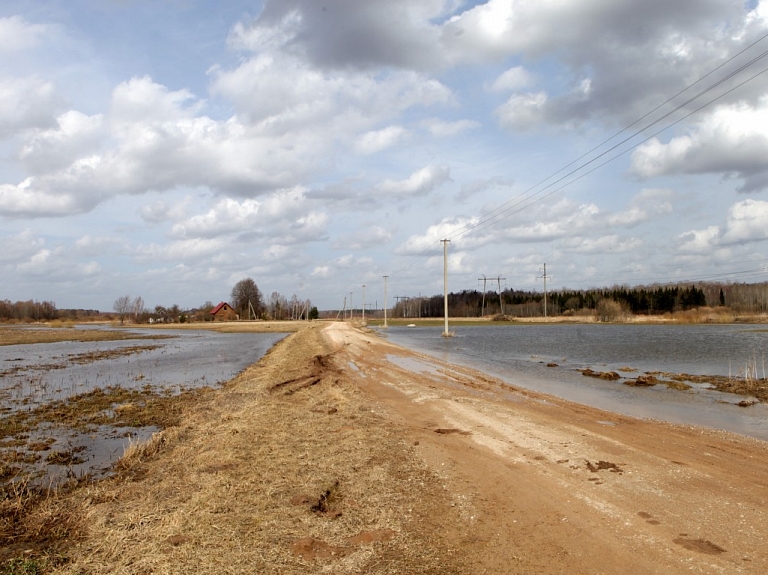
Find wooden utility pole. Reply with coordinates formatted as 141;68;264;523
496;275;506;315
478;275;487;317
442;239;451;337
383;276;388;328
538;264;550;317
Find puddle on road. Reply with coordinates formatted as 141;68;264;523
386;354;442;375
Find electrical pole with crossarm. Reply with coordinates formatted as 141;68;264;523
538;264;550;318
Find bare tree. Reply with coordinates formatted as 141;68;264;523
113;295;131;324
269;291;288;320
132;296;145;320
231;278;263;319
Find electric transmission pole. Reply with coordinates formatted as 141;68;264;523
362;284;366;322
538;264;550;318
496;275;506;315
383;275;388;328
478;275;487;317
441;239;451;337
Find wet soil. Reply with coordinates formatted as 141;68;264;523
580;366;768;400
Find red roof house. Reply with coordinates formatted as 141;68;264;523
211;302;237;321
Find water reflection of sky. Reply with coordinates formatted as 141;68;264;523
382;324;768;442
0;327;285;409
0;326;286;485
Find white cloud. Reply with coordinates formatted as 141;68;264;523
396;216;480;255
133;237;228;263
721;199;768;243
4;1;768;311
20;111;105;174
376;164;450;196
0;180;84;217
677;199;768;253
0;229;45;263
332;226;392;250
354;126;407;154
311;265;330;278
678;226;720;253
630;99;768;192
421;118;481;137
0;76;60;136
168;188;327;247
486;66;534;93
17;247;57;274
0;16;47;53
495;92;548;130
561;235;643;254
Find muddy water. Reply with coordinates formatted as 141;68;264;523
0;327;285;484
382;324;768;442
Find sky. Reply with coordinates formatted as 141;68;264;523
3;0;768;313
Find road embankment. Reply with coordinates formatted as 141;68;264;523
10;321;768;574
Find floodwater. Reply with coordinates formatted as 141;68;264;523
382;323;768;442
0;326;285;484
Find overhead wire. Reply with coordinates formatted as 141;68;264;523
459;59;768;247
452;29;768;242
385;30;768;289
450;48;768;242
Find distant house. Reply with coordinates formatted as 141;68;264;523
211;302;237;321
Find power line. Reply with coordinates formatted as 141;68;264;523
341;32;768;297
450;51;768;243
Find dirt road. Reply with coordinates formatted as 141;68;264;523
30;321;768;573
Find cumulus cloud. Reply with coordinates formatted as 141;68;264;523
421;118;481;137
495;92;548;130
228;0;450;70
0;229;45;263
331;226;392;250
630;99;768;192
0;180;86;217
0;76;61;137
311;265;330;278
486;66;534;93
0;16;47;53
721;199;768;243
396;216;483;255
223;0;768;138
20;111;105;174
354;126;407;154
133;237;229;264
560;234;642;254
169;188;327;246
678;199;768;253
376;164;451;196
678;226;721;253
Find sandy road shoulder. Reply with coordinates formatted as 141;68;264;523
326;321;768;574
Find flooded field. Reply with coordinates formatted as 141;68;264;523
383;323;768;441
0;326;285;487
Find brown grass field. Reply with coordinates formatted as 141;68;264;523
3;321;768;573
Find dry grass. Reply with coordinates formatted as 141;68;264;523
0;328;171;347
144;320;307;333
6;324;465;574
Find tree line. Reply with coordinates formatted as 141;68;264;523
111;277;317;324
0;299;59;322
391;281;768;318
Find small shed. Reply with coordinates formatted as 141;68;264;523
211;302;237;321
